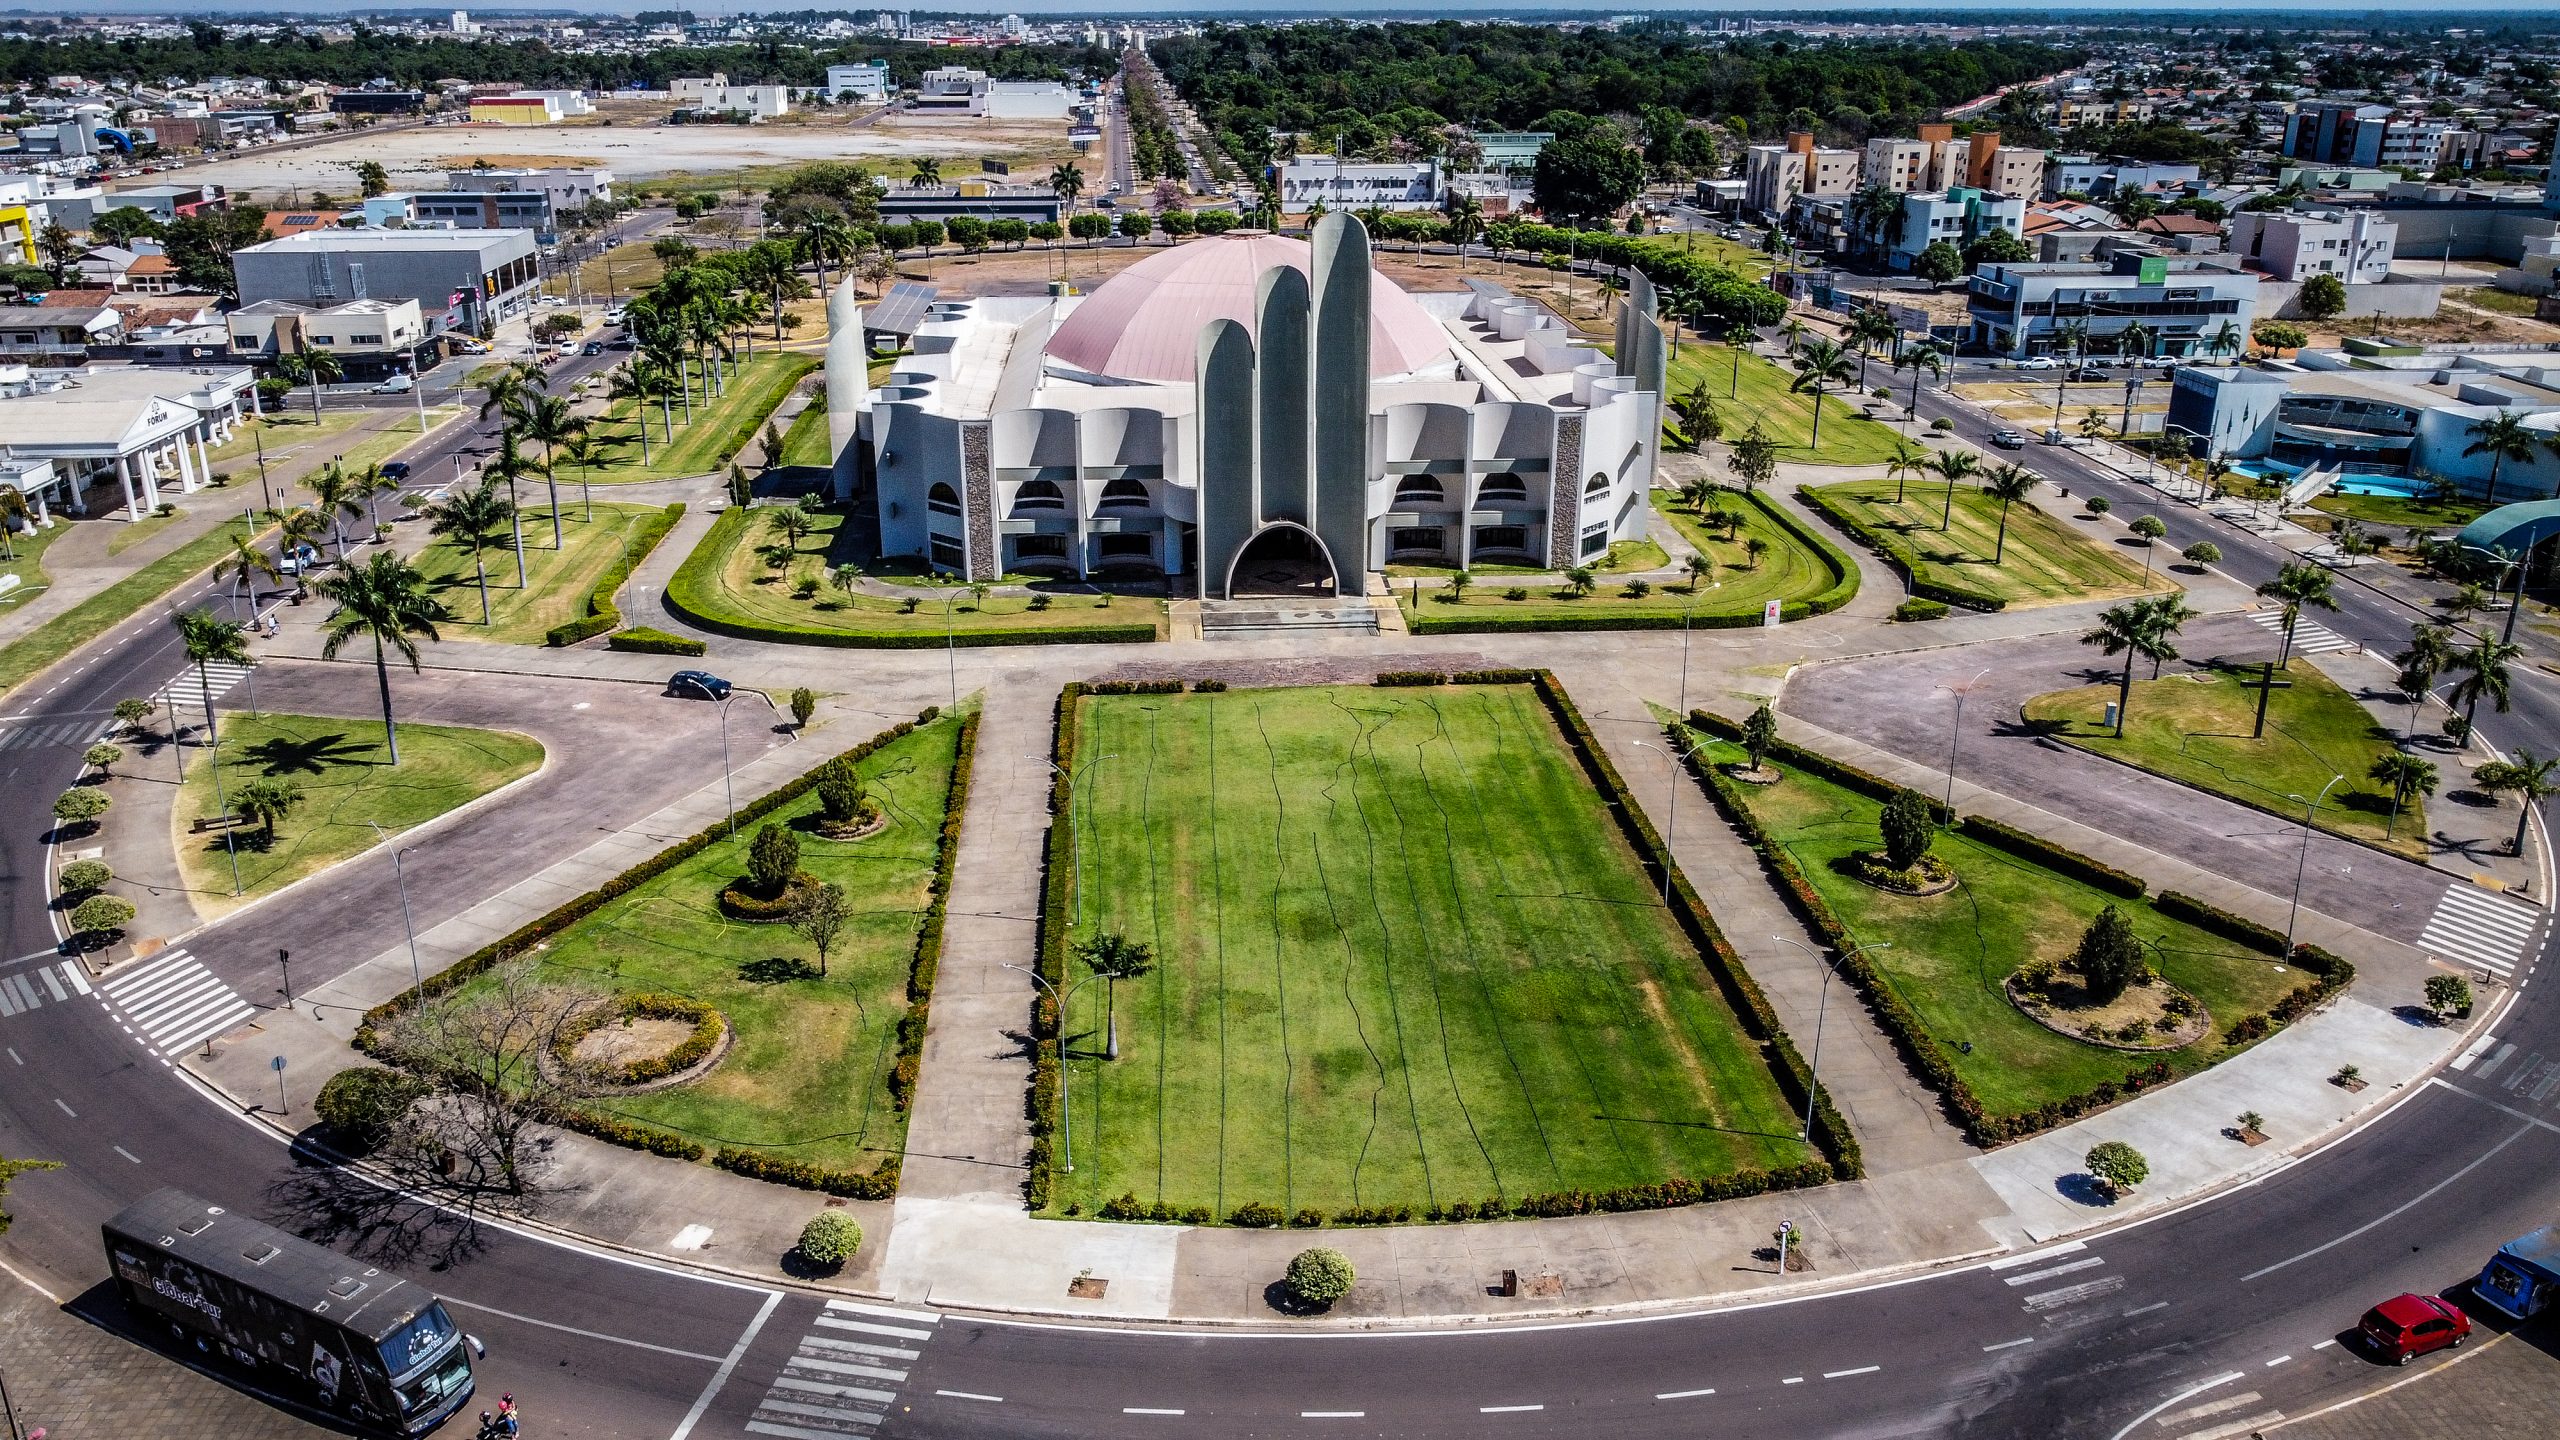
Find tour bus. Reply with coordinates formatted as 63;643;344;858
103;1188;477;1435
2474;1224;2560;1320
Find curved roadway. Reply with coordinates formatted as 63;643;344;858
1;356;2555;1440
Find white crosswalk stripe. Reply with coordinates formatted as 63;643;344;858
2418;885;2542;979
99;950;253;1055
0;719;110;752
0;961;99;1022
160;660;254;717
742;1299;940;1437
2245;609;2354;654
2155;1389;2286;1438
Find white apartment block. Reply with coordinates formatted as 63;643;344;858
2229;209;2399;284
1277;156;1443;212
825;61;892;101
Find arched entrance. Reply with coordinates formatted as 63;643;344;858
1224;522;1340;600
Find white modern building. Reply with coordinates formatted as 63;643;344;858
827;223;1665;588
825;61;892;101
1275;157;1442;213
2165;349;2560;501
908;67;1074;119
0;362;256;521
1968;254;2260;359
1887;187;2027;271
2229;208;2398;284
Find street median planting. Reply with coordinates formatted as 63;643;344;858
1799;479;2163;611
540;503;686;646
559;352;816;484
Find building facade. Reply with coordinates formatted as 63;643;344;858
1275;157;1442;213
1969;254;2259;359
231;229;539;335
2229;208;2399;284
825;61;892;101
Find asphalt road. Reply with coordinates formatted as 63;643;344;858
4;342;2560;1438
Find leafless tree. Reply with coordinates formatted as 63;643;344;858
380;960;605;1199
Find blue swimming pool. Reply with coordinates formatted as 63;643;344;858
2331;473;2431;498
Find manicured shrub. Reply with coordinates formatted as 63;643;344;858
747;823;801;896
2182;541;2221;567
1893;597;1950;622
1879;788;1935;870
313;1066;428;1153
2426;973;2473;1020
2084;1140;2148;1193
52;788;110;825
69;894;135;935
56;859;112;894
607;625;708;656
83;743;124;776
797;1211;863;1267
1284;1247;1357;1306
2074;905;2142;1005
1228;1200;1283;1227
789;686;817;728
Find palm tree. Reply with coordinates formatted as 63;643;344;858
2255;561;2338;667
2081;594;2194;735
2368;752;2439;841
2476;749;2560;856
1894;340;1943;426
1932;447;1981;531
1050;160;1085;214
305;461;362;560
288;347;343;419
518;394;586;548
2464;410;2537;506
2206;320;2244;361
277;506;330;594
0;486;28;562
1847;306;1897;388
484;427;538;587
606;361;662;464
424;480;515;625
910;157;942;189
1885;439;1931;504
1790;338;1855;452
2117;319;2154;362
558;430;602;522
171;608;250;747
772;505;815;554
1074;932;1156;1061
799;211;854;293
2449;632;2524;728
1982;462;2039;563
1445;190;1485;271
2048;316;2091;434
355;463;403;536
477;359;548;426
1778;316;1808;356
213;529;279;622
315;551;450;766
2395;623;2456;739
643;334;693;426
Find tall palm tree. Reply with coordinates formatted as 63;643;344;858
1885;439;1932;504
798;211;854;293
1050;160;1085;214
910;157;941;189
1847;306;1897;388
277;506;330;593
424;479;515;625
355;463;403;536
2465;410;2537;506
1445;190;1484;271
1790;337;1855;452
305;460;362;560
1894;340;1943;425
213;529;280;623
2117;319;2154;361
607;361;662;464
484;427;538;587
2255;561;2338;667
558;430;602;522
2206;319;2244;361
2395;623;2456;739
2081;593;2195;735
2368;752;2439;842
2449;632;2524;728
1932;447;1981;531
1982;462;2039;563
2476;749;2560;856
290;347;343;419
171;608;250;747
2048;316;2091;433
477;360;548;426
315;551;449;766
643;333;693;426
518;394;586;548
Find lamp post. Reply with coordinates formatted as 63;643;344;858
1002;962;1097;1175
2461;544;2528;646
1632;738;1705;901
718;693;738;837
943;592;961;709
366;820;423;997
2283;774;2346;959
1770;933;1890;1142
1034;751;1117;929
1939;666;1991;816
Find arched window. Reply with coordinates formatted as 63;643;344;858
1012;478;1066;512
1584;471;1611;498
1098;477;1150;509
927;482;962;516
1478;472;1529;503
1393;474;1444;505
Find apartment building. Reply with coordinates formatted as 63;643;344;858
1889;187;2027;270
825;61;892;101
2229;208;2399;284
1277;156;1442;212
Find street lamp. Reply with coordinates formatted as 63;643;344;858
1033;751;1117;928
1938;666;1991;816
1631;737;1705;901
943;592;962;709
1770;933;1890;1142
1001;962;1098;1174
2282;774;2346;959
2460;544;2528;645
366;820;424;996
718;693;739;836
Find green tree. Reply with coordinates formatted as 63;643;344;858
747;822;802;898
1284;1247;1357;1306
2255;561;2337;667
52;787;110;826
2368;752;2439;841
1895;340;1944;418
1931;447;1980;531
313;1067;426;1154
789;686;818;728
2252;320;2308;356
2084;1139;2149;1195
2464;410;2538;506
2073;904;2143;1005
2082;595;2189;735
353;159;391;197
1878;787;1936;871
90;205;165;246
2424;973;2473;1021
424;480;514;625
2297;272;2348;321
232;775;303;843
1741;702;1780;772
56;859;111;894
797;1211;862;1268
1564;565;1598;597
518;393;586;547
1982;463;2039;564
2182;541;2222;567
82;742;122;778
1961;228;2032;269
1726;421;1779;492
1076;932;1157;1061
69;893;135;937
171;607;250;748
2475;749;2560;857
2448;632;2523;727
816;756;871;827
315;551;450;765
1912;239;1963;283
789;881;852;977
1531;128;1644;225
1884;440;1932;504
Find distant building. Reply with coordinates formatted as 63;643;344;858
825;61;892;102
226;297;431;378
469;94;561;125
2230;209;2398;284
1472;131;1552;172
0;361;256;522
328;90;425;116
670;75;790;121
2284;102;2472;173
909;66;1073;119
876;184;1062;225
1276;157;1441;213
230;229;539;335
1967;253;2258;359
1886;187;2026;271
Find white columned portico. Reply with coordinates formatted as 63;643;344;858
192;431;213;485
114;454;143;519
135;448;163;511
171;436;199;494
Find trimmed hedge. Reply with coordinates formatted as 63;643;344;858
2153;890;2288;953
555;992;723;1085
1959;815;2148;899
1407;490;1857;635
1893;597;1950;622
545;502;685;647
714;1146;899;1199
2150;892;2357;1045
889;706;978;1112
607;625;707;656
668;507;1159;650
1688;708;1950;821
1023;682;1084;1211
357;710;970;1186
1796;485;2008;613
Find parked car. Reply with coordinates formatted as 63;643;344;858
2359;1294;2469;1365
668;670;733;701
447;337;489;356
2017;356;2062;370
380;462;411;482
1990;429;2027;449
372;374;413;394
604;306;627;326
2068;367;2108;383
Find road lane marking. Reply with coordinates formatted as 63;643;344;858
1781;1376;1804;1384
2157;1392;2262;1426
113;1146;140;1164
825;1298;940;1325
439;1296;725;1362
2023;1276;2125;1310
2312;1339;2336;1350
665;1289;781;1440
1985;1241;2086;1271
1124;1408;1185;1415
1982;1338;2034;1351
52;1098;73;1116
1823;1366;1880;1379
817;1316;936;1341
2109;1372;2244;1440
935;1390;1002;1402
1481;1403;1544;1412
2242;1116;2532;1282
2183;1413;2286;1440
1654;1388;1717;1399
2124;1302;2170;1317
2265;1355;2291;1367
1300;1411;1364;1419
2003;1256;2105;1286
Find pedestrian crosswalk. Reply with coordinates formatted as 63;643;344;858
2153;1388;2285;1440
161;660;253;718
2245;609;2355;655
2418;884;2542;981
0;717;115;753
743;1298;940;1438
99;949;253;1057
0;959;94;1020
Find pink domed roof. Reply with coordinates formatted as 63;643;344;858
1044;232;1451;384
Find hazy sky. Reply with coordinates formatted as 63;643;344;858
37;2;2553;16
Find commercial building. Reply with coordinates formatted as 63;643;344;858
825;61;892;101
1887;187;2027;270
875;184;1063;226
2047;157;2202;199
2229;208;2398;284
1473;131;1552;172
328;90;424;116
907;67;1074;119
226;297;431;378
94;184;226;223
0;361;256;521
826;220;1663;586
1275;157;1441;213
2165;349;2560;500
231;229;539;335
1967;253;2258;359
670;75;790;121
0;292;123;363
442;166;612;213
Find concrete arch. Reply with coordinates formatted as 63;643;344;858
1223;520;1341;600
2457;499;2560;560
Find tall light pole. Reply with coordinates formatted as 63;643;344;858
944;592;961;709
2283;774;2345;959
1632;737;1704;901
367;820;423;997
1938;666;1991;816
1770;933;1890;1142
1002;962;1097;1175
1034;751;1117;928
718;693;738;837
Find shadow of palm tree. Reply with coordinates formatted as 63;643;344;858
241;730;375;776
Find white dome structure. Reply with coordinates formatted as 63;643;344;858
1044;231;1453;383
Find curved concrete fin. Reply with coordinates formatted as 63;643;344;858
1255;263;1310;527
1196;317;1258;600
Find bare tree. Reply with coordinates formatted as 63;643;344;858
790;881;853;981
380;960;604;1199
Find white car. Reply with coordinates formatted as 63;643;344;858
372;374;413;394
2018;356;2063;370
604;306;627;326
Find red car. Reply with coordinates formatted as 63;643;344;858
2360;1293;2470;1364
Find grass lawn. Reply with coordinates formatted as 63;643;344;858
2458;286;2539;317
1665;345;1909;466
2021;661;2427;858
0;516;72;597
779;402;832;468
206;409;369;466
174;712;543;913
465;714;963;1175
1689;731;2306;1118
674;505;1164;641
1050;685;1819;1218
0;516;271;702
2307;490;2492;535
412;503;665;645
335;408;462;476
105;507;187;558
559;353;816;485
1804;478;2165;608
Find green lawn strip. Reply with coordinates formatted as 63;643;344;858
335;408;463;477
174;712;542;910
1690;733;2304;1119
1801;478;2164;610
452;716;961;1176
559;353;816;485
206;409;369;465
1662;345;1909;466
669;505;1163;646
413;503;667;645
780;402;833;468
1598;537;1668;574
2305;490;2491;535
1;515;73;594
0;517;270;701
1048;684;1817;1220
1405;490;1849;632
105;507;187;558
2021;662;2426;858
